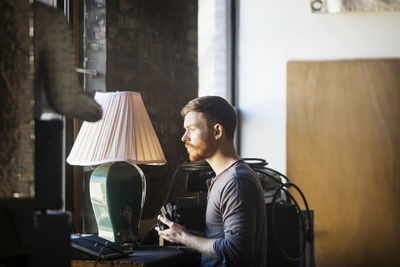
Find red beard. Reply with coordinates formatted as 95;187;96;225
185;138;216;162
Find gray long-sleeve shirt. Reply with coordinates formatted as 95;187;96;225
201;160;267;267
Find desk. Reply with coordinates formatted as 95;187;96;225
71;245;200;267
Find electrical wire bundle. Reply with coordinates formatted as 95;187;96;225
161;158;314;262
246;158;314;262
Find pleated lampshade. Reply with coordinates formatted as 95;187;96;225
67;91;166;166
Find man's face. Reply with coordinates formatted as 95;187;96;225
181;111;217;162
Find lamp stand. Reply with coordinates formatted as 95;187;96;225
89;161;146;243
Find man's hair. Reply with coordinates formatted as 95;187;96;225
181;96;237;141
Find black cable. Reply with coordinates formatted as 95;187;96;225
255;169;286;186
242;159;312;262
271;186;306;261
94;244;106;267
159;157;313;263
160;162;186;208
263;166;291;184
284;182;313;241
270;182;313;262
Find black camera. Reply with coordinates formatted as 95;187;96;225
157;202;182;230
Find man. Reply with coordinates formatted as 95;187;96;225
156;96;267;267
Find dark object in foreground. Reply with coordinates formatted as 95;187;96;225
158;202;182;231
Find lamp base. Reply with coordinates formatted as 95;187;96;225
89;162;146;243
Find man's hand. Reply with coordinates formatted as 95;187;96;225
155;215;188;244
155;215;218;259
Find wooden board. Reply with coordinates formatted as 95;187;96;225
287;60;400;267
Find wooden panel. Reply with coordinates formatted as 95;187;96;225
287;60;400;267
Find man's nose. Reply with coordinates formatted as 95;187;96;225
181;132;189;143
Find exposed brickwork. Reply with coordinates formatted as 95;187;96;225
0;0;34;198
106;0;198;218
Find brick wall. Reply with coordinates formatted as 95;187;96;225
106;0;198;219
0;0;34;198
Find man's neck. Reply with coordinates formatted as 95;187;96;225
206;145;240;176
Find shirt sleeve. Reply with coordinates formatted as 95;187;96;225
213;175;259;266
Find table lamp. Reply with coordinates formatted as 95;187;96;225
67;91;166;243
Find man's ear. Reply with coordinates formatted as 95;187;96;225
214;124;223;140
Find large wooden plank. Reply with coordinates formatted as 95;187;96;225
287;60;400;267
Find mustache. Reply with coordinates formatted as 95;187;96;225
185;143;196;149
